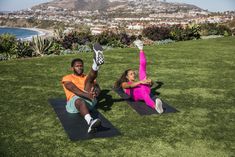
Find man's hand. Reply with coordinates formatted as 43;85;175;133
87;91;95;100
64;81;98;101
90;85;101;98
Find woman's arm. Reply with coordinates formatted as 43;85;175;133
147;78;153;86
121;80;149;89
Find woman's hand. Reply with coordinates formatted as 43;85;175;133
122;79;152;89
139;79;152;85
146;78;153;85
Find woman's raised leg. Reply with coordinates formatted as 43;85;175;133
134;40;147;80
139;50;147;80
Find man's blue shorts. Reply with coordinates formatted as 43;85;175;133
66;95;97;113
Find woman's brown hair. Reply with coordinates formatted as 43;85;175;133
114;69;132;88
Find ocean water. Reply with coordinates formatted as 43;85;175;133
0;27;42;40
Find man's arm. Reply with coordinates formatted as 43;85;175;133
92;83;101;97
63;81;94;100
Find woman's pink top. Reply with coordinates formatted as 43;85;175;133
124;82;132;96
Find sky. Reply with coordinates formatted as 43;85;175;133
166;0;235;12
0;0;234;12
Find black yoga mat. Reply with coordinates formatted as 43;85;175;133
114;88;178;116
48;98;121;141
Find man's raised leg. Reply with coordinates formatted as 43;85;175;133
84;43;104;92
83;43;104;133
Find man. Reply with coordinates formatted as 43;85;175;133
62;43;104;133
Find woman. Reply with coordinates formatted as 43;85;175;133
115;40;163;113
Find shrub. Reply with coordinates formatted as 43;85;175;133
217;25;232;36
119;32;136;46
143;24;200;42
31;36;53;56
183;24;201;40
231;28;235;36
76;31;93;45
48;42;64;55
169;24;200;41
60;49;73;55
62;31;80;49
62;31;92;49
53;26;65;42
200;23;232;36
77;44;92;53
16;40;33;58
0;33;18;60
169;25;185;41
94;31;136;47
142;26;171;41
200;23;218;36
107;40;126;48
94;30;119;45
154;39;175;45
61;30;134;49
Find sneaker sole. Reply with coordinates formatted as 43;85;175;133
155;98;163;114
134;40;143;50
94;51;104;65
93;44;104;65
88;119;101;133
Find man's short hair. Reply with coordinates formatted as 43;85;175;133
71;58;83;67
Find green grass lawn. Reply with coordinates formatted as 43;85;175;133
0;37;234;157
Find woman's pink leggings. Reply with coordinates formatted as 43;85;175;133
132;51;155;109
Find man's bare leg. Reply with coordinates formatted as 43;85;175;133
75;99;89;117
84;43;104;92
84;69;97;92
74;98;101;133
82;43;104;133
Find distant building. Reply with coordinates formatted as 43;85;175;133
127;24;144;30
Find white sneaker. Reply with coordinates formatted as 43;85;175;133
134;40;143;50
93;43;104;65
155;98;163;114
87;118;101;133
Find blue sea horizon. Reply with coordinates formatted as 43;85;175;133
0;27;42;40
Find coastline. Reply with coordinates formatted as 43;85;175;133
0;26;54;40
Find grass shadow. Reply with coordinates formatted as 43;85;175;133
96;89;125;112
151;81;164;96
97;81;164;112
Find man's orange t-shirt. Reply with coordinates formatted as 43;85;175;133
62;74;87;101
